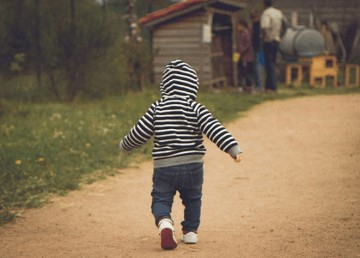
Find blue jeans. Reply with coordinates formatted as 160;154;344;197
253;51;263;89
151;162;204;232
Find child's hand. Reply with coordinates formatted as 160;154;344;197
233;153;242;163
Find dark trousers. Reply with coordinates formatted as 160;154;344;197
237;61;254;87
263;41;279;91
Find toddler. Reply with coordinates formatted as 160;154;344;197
120;60;242;250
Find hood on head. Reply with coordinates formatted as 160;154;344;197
160;60;199;100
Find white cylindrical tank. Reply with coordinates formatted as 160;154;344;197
279;27;325;58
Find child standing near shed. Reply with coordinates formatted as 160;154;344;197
120;60;242;250
236;19;255;92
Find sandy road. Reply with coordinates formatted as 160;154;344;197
1;94;359;258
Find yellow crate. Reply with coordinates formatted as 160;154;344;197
299;55;338;88
285;63;303;87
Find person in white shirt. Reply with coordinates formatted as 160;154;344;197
261;0;283;92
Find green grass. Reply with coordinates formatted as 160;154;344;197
0;91;157;223
1;85;359;224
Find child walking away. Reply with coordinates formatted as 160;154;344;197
119;60;242;250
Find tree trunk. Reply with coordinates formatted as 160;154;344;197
34;0;42;99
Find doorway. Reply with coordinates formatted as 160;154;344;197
211;13;234;87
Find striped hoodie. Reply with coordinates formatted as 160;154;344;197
120;60;241;168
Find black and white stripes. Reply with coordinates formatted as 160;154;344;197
160;60;199;100
120;60;240;167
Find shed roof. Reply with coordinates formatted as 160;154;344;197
139;0;245;27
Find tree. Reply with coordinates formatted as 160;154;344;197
50;0;118;102
0;0;119;102
0;0;172;102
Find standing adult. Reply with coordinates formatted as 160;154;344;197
250;9;263;92
236;19;254;92
261;0;283;92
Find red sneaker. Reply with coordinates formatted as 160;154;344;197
158;218;177;250
160;228;177;250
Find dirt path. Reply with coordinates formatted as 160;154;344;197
1;95;360;258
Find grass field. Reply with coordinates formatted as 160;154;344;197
1;85;359;224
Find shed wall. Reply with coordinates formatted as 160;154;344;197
152;10;212;86
244;0;360;33
242;0;360;61
280;1;359;30
271;0;360;61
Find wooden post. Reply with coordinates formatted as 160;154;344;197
345;64;360;87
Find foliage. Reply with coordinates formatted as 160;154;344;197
0;0;165;102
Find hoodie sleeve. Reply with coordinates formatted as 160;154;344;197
119;102;156;152
194;103;241;157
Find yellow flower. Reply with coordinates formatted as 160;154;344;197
15;160;22;165
85;143;91;148
38;157;45;163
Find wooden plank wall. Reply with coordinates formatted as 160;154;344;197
278;0;359;31
240;0;360;61
152;10;212;86
272;0;360;62
243;0;360;33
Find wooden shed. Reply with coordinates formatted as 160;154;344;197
139;0;246;88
